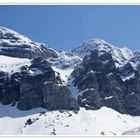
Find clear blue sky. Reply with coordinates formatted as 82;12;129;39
0;5;140;51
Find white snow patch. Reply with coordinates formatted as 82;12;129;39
101;60;110;65
0;55;30;73
104;96;113;100
79;88;95;95
130;92;135;96
121;73;135;81
29;69;43;76
52;66;74;84
87;70;95;74
44;81;54;85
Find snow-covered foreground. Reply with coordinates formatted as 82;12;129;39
0;55;30;73
0;104;140;135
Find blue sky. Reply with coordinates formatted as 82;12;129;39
0;5;140;51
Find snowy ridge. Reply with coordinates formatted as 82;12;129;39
0;27;58;60
0;26;45;49
0;27;32;43
71;38;134;68
48;51;81;69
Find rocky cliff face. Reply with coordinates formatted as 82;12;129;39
1;27;140;116
71;49;140;115
0;57;79;111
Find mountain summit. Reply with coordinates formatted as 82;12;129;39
71;38;134;67
0;27;57;59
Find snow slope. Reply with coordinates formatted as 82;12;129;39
122;126;140;135
0;104;140;135
0;55;30;73
48;51;81;69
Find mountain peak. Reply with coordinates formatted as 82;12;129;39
0;26;58;59
71;38;133;68
0;26;32;43
71;38;114;58
84;38;107;44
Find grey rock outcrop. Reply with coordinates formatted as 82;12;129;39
0;57;79;111
43;83;79;110
19;57;79;110
72;50;140;115
0;71;22;105
124;71;140;115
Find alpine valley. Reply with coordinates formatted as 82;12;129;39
1;27;140;135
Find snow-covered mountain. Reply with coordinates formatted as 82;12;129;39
71;38;134;68
0;27;58;59
1;27;140;135
48;51;81;69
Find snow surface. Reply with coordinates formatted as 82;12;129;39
52;66;74;84
48;51;81;69
0;104;140;135
122;126;140;135
0;55;30;73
